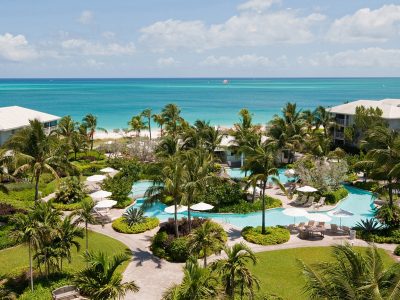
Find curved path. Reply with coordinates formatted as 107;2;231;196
89;216;398;300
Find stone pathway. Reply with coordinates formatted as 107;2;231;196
88;217;398;300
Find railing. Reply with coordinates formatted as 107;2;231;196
334;132;345;140
44;126;57;135
335;118;347;126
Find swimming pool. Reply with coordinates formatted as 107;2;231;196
131;180;154;198
226;168;291;184
128;183;376;228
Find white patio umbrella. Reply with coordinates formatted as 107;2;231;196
100;167;117;173
164;205;188;214
89;190;112;201
190;202;214;211
284;169;296;177
283;208;309;224
328;209;354;227
296;185;318;193
94;200;117;209
306;213;332;222
86;174;106;182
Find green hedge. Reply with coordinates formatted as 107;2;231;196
242;226;290;245
112;217;159;234
323;187;349;205
353;181;379;192
216;197;282;214
51;202;82;211
357;229;400;244
394;245;400;256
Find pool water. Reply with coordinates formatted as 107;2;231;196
226;168;291;184
131;180;154;197
129;181;376;228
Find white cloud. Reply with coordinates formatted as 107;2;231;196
238;0;280;12
61;39;135;56
86;58;105;68
327;5;400;43
0;33;38;62
139;7;325;52
157;57;178;67
102;31;115;39
78;10;94;24
201;54;283;67
305;48;400;67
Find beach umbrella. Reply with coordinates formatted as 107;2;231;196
86;174;107;182
327;209;354;227
94;200;117;209
306;213;332;222
89;190;112;201
190;202;214;211
106;140;114;145
100;167;117;173
284;169;296;177
296;185;318;193
164;205;188;214
283;208;309;224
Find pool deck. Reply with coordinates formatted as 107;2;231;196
88;207;399;300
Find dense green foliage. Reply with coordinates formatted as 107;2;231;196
216;197;282;213
54;176;86;204
112;217;159;234
357;228;400;244
242;226;290;245
101;175;133;208
323;186;349;204
352;181;379;192
394;245;400;256
197;180;246;210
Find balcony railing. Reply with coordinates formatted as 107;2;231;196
334;132;345;140
335;119;347;126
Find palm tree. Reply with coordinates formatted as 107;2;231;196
152;113;165;137
74;251;139;300
181;149;214;232
162;104;183;137
73;198;97;256
245;141;278;234
129;115;146;137
12;212;38;292
70;130;88;160
189;220;226;267
313;106;335;138
300;243;400;299
145;154;185;237
82;114;107;150
57;115;77;143
55;215;84;271
156;135;181;158
212;242;259;299
162;257;219;300
141;108;152;140
6;119;67;201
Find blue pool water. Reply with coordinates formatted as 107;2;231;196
129;181;376;228
131;180;154;197
226;168;291;184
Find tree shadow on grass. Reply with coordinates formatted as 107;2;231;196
227;227;242;240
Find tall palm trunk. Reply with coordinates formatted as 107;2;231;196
29;240;34;292
148;117;152;140
85;222;89;266
230;269;235;299
388;177;393;207
174;200;179;238
203;246;207;267
187;193;193;233
261;180;267;234
34;172;40;201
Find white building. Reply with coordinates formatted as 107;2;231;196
328;98;400;145
0;106;60;146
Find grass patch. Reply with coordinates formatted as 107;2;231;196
249;246;395;300
0;230;130;277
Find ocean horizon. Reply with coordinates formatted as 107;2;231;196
1;77;400;130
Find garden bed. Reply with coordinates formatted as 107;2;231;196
242;226;290;245
112;216;159;234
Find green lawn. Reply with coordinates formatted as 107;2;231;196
249;246;395;300
0;230;130;276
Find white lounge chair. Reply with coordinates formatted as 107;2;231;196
315;197;326;209
303;196;315;207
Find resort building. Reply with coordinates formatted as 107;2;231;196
328;99;400;145
0;106;60;146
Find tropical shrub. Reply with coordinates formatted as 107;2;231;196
197;180;245;208
323;187;349;204
151;219;225;262
394;245;400;256
375;203;400;228
112;217;159;234
122;208;145;226
101;174;133;208
0;203;25;221
353;181;379;192
216;197;282;213
51;201;83;211
357;228;400;244
354;218;383;234
242;226;290;245
54;176;86;204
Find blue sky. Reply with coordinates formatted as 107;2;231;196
0;0;399;77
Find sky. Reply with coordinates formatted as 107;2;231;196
0;0;399;78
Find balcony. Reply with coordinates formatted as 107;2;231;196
335;118;347;126
334;132;345;140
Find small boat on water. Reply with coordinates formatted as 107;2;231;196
223;79;229;84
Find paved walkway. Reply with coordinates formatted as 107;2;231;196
88;215;398;300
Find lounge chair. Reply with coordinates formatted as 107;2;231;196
307;221;315;227
297;222;306;229
314;197;326;209
317;222;325;228
52;285;79;300
303;196;315;207
287;224;298;233
330;224;348;235
293;195;305;205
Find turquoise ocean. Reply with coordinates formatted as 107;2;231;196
0;78;399;130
